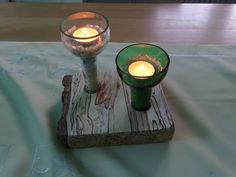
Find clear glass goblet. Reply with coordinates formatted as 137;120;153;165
60;11;110;93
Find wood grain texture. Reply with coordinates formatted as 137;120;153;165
1;3;236;44
58;72;174;148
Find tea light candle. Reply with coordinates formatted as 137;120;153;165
73;27;99;43
128;61;155;78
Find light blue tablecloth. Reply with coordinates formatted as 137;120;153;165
0;42;236;177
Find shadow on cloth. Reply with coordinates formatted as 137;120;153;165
101;143;170;177
162;83;210;138
48;100;170;177
0;67;46;151
48;101;96;177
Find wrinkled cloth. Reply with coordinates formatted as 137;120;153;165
0;42;236;177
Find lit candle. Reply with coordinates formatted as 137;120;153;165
73;27;99;43
128;61;155;78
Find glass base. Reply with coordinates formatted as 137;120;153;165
131;102;150;111
84;83;101;94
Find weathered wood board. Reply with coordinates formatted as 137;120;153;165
58;72;174;148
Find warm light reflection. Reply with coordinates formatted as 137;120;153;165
73;27;99;43
128;61;155;78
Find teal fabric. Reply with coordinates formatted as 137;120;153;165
0;42;236;177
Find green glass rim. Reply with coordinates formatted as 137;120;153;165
115;43;170;80
59;11;110;40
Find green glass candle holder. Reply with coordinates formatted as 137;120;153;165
116;43;170;111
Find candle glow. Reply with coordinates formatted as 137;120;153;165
128;61;155;78
73;27;99;43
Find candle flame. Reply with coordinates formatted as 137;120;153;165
82;28;88;37
139;64;145;70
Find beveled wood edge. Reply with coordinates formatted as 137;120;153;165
57;75;72;147
67;126;175;148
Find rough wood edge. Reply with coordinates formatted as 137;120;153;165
57;75;72;147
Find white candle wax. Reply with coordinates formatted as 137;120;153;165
73;27;99;43
128;61;155;78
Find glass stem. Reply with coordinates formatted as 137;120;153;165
82;58;100;93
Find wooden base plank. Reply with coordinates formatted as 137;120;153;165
58;72;174;148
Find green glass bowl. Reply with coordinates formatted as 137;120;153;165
116;43;170;88
116;43;170;111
